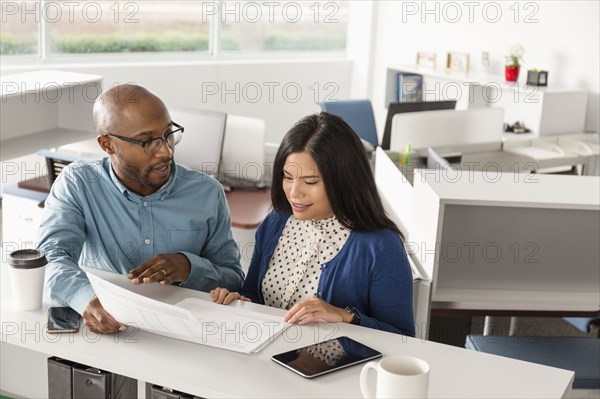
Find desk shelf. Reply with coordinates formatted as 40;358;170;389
385;65;587;137
0;70;102;158
0;70;102;192
1;127;95;161
433;288;600;313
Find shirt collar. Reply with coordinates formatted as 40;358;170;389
290;215;347;233
105;158;176;200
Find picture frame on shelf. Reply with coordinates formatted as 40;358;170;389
416;52;437;68
526;70;548;86
446;52;470;73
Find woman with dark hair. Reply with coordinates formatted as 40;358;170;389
211;112;415;336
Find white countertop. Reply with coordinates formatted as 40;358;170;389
417;169;600;210
0;70;102;97
0;265;574;398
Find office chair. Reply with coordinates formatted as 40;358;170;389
381;100;457;150
465;335;600;389
320;100;379;149
35;149;82;189
220;114;267;188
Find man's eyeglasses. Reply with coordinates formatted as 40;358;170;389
104;122;184;155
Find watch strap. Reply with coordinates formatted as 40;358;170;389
344;306;361;325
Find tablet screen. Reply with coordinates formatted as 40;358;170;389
271;336;382;378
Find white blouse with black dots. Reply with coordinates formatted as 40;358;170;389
261;215;350;310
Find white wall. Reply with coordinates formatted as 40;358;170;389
346;1;377;98
368;0;600;135
3;1;598;144
1;60;352;145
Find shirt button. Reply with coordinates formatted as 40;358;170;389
144;239;150;245
143;201;149;207
318;292;323;297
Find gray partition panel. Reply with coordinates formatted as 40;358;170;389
437;205;600;293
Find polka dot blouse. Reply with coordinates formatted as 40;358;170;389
261;215;350;310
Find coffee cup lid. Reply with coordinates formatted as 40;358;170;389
7;249;48;269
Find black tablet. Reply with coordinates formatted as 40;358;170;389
272;336;382;378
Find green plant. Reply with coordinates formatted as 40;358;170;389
263;32;346;51
0;33;37;55
53;32;209;54
505;44;524;67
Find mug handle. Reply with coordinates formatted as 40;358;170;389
360;361;379;399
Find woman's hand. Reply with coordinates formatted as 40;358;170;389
210;287;251;305
283;297;353;325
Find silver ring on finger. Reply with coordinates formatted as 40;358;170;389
159;269;167;280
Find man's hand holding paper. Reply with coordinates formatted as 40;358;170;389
127;253;191;286
82;296;127;334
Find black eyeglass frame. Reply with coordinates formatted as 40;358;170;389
104;122;184;154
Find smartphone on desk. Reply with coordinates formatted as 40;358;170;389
272;336;382;378
47;306;81;333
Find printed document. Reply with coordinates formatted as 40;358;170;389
87;272;287;354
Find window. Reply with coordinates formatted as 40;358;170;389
219;1;348;52
49;1;210;55
0;0;348;61
1;1;39;56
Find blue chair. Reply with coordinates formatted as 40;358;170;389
465;335;600;389
321;100;379;148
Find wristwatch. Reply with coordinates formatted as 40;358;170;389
344;306;361;325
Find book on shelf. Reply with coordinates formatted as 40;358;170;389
396;73;423;102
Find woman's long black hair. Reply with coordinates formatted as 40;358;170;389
271;112;400;235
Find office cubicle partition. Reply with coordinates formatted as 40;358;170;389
411;169;600;313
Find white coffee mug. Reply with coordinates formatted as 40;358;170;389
360;355;430;399
7;249;47;310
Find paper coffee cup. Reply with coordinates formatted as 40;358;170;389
7;249;48;310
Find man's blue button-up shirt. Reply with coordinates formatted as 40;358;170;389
38;158;243;313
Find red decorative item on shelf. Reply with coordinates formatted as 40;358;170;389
505;65;520;82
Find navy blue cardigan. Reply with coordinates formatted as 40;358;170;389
241;212;415;337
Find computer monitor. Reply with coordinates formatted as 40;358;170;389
169;107;227;177
381;101;457;150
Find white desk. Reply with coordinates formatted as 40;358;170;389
422;172;599;313
0;265;575;398
375;147;600;315
0;70;102;162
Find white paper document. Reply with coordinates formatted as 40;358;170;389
87;272;287;354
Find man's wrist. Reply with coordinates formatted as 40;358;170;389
175;252;192;281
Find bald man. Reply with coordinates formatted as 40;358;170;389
38;84;243;333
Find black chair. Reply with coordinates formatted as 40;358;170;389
33;150;83;207
381;101;457;150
